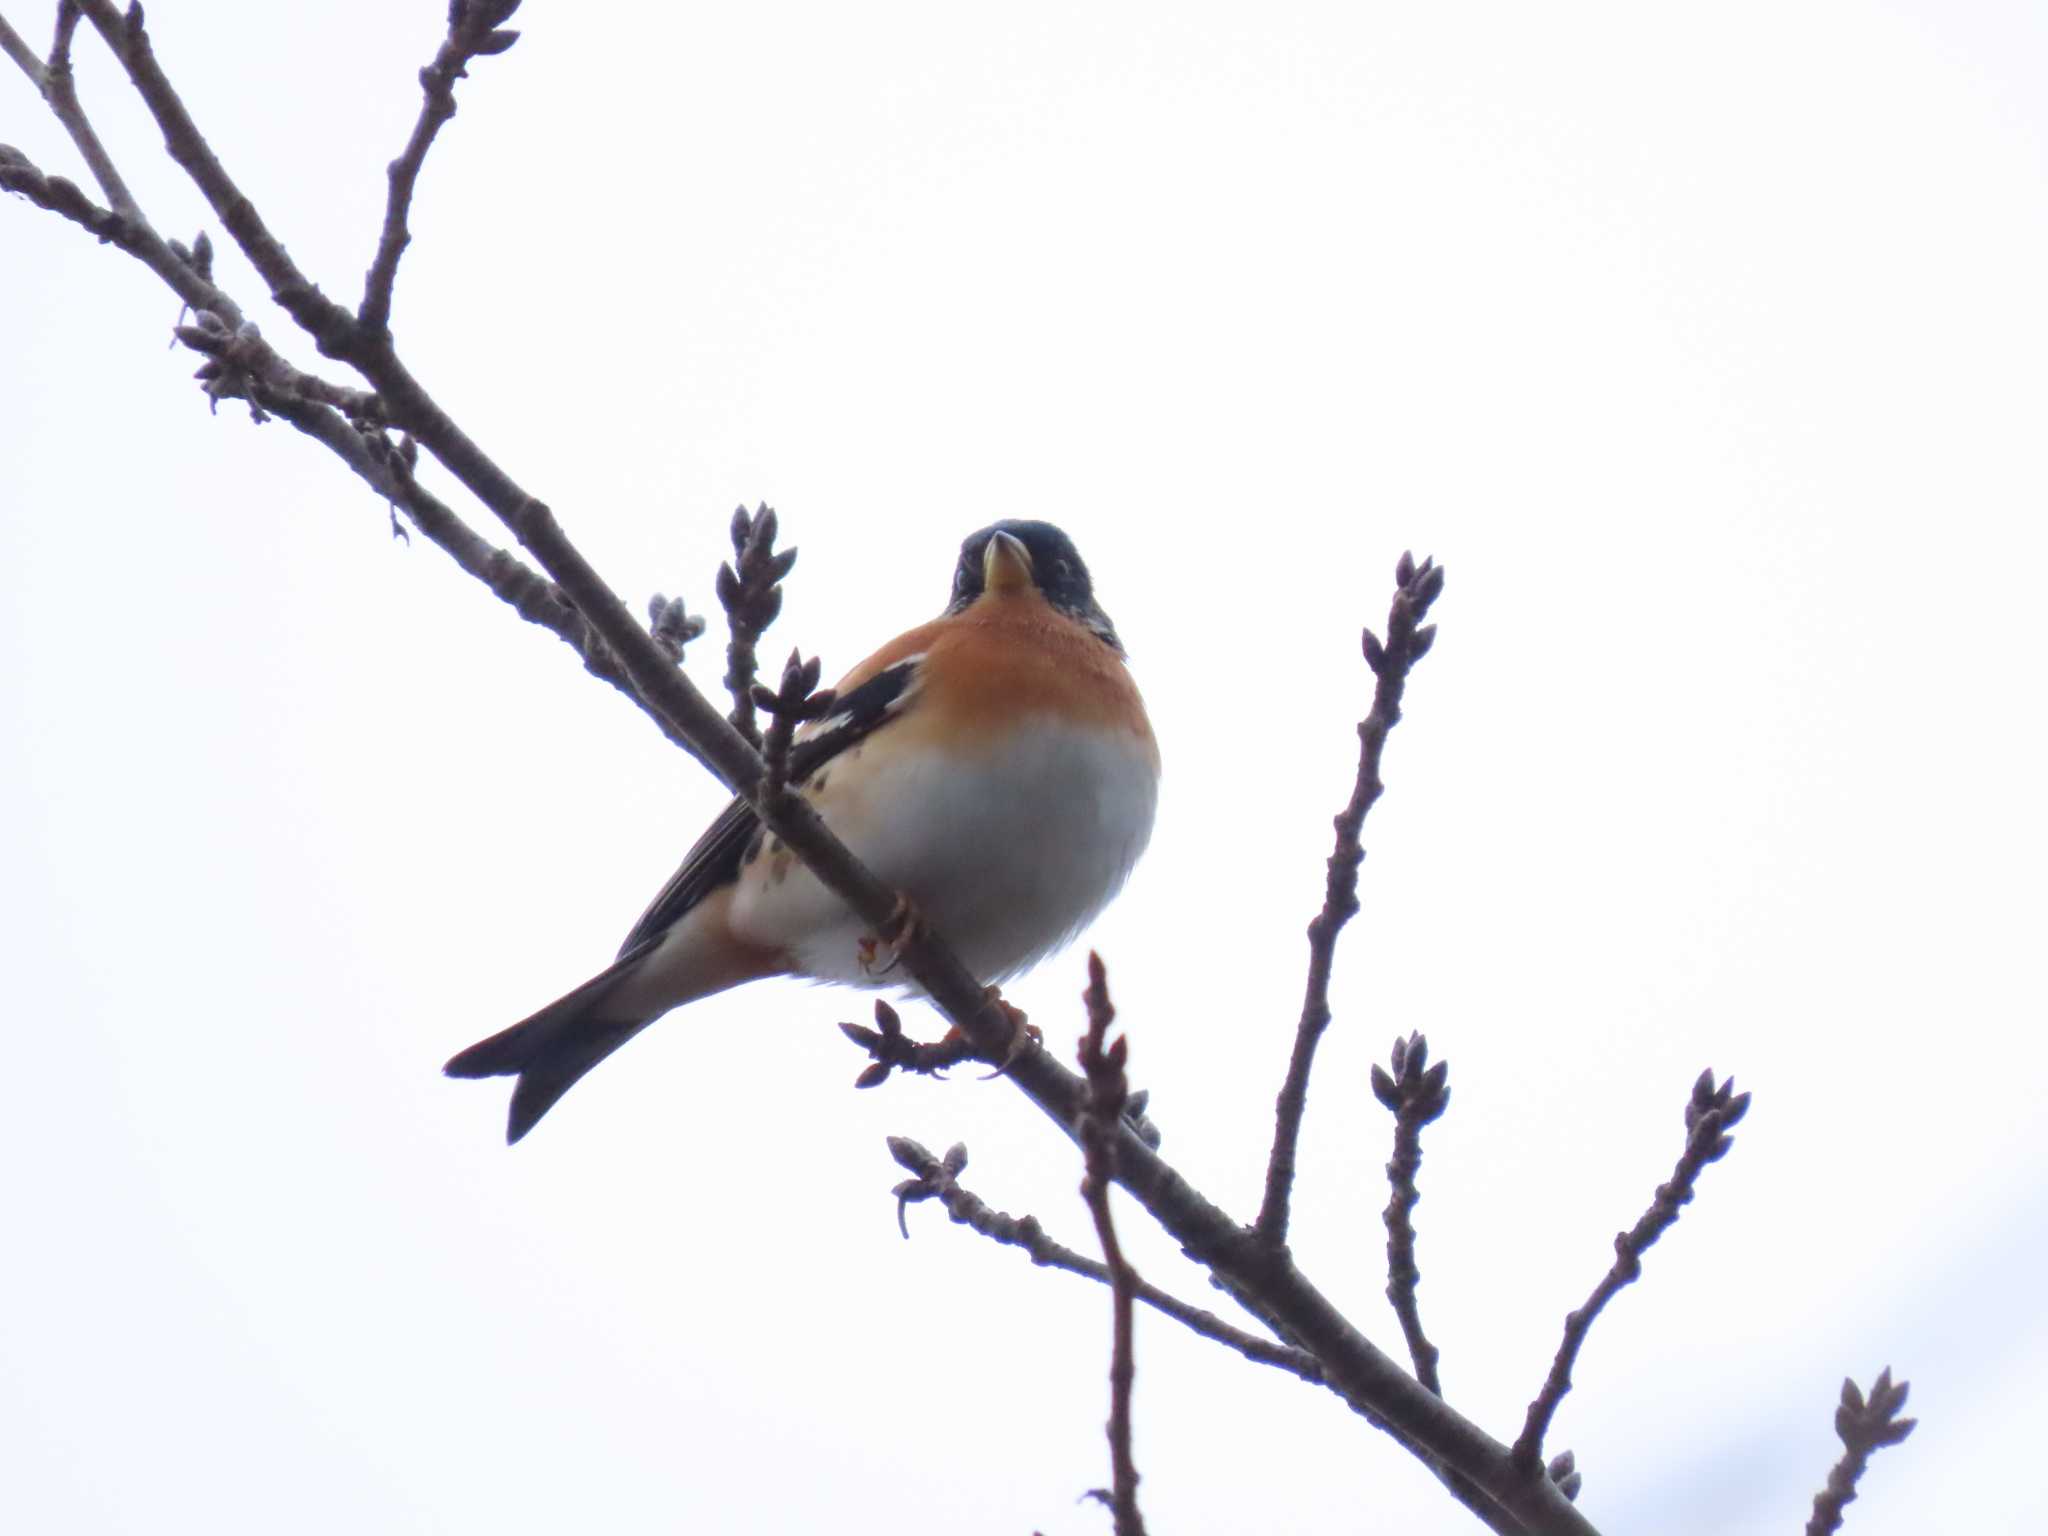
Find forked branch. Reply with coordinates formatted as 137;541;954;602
885;1135;1320;1382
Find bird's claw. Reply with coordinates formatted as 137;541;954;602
857;896;926;979
977;989;1041;1079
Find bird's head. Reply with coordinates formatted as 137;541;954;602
947;520;1123;652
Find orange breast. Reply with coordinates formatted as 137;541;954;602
838;594;1157;764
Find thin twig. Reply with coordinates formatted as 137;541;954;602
74;1;357;351
886;1136;1321;1382
0;141;232;322
0;1;143;219
0;143;717;765
360;0;523;332
1371;1032;1450;1394
0;144;375;430
47;2;137;216
1512;1070;1753;1470
0;137;138;242
212;385;712;760
1805;1370;1915;1535
1077;955;1147;1536
752;648;831;804
841;999;985;1088
173;309;383;423
1255;551;1443;1247
0;12;42;81
717;505;796;749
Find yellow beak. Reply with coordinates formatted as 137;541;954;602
981;529;1035;596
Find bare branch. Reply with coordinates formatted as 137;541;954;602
202;383;709;760
1077;955;1147;1536
0;146;383;434
841;998;985;1089
0;3;143;219
0;13;41;81
0;143;236;331
885;1136;1321;1383
1255;551;1443;1247
66;0;443;395
0;138;130;239
0;146;728;767
752;648;831;804
717;504;796;749
173;309;384;424
360;0;524;333
1512;1070;1753;1471
45;2;134;216
1372;1031;1450;1394
1805;1370;1915;1536
887;1131;1527;1536
74;1;356;347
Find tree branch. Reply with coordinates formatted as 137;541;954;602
1511;1071;1753;1471
74;1;357;351
1805;1370;1914;1536
1078;955;1147;1536
359;0;523;333
0;2;143;219
247;393;703;735
0;146;723;764
0;12;40;81
1372;1032;1450;1394
886;1136;1321;1383
1255;551;1443;1247
716;504;796;750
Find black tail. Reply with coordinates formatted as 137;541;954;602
444;960;655;1144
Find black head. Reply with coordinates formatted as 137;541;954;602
946;520;1123;651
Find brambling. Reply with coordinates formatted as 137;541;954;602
446;521;1160;1142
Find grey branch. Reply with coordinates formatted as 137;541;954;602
1255;551;1442;1248
0;4;140;218
885;1136;1321;1384
1372;1031;1450;1395
717;504;797;749
1077;955;1148;1536
360;0;524;333
1512;1070;1753;1472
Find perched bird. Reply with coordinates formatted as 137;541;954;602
446;520;1160;1143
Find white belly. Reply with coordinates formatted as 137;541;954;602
728;716;1158;986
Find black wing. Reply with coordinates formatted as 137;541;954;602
612;655;923;960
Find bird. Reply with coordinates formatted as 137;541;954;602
445;520;1160;1143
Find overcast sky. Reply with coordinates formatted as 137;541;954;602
3;2;2044;1532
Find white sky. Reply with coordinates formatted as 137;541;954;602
3;2;2044;1532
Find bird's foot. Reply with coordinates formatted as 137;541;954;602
856;896;926;979
978;988;1041;1078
